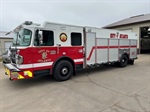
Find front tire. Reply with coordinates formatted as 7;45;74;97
119;55;128;67
53;60;73;81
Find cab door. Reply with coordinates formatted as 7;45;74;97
32;29;56;69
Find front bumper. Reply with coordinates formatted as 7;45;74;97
4;64;33;81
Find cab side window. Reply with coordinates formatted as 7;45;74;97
34;30;54;46
71;33;82;46
43;31;54;46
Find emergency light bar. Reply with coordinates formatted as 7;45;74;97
23;21;33;25
13;21;40;32
23;21;40;26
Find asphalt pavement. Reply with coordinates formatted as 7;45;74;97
0;54;150;112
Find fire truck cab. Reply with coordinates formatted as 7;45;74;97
4;21;137;81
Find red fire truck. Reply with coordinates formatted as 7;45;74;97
4;21;137;81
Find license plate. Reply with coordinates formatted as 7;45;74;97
5;67;10;76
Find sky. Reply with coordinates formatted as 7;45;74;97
0;0;150;31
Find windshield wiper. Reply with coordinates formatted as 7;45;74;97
13;42;20;46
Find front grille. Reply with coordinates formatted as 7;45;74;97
10;50;16;64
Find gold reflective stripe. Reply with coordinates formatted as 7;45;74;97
18;74;24;79
24;71;32;77
5;68;10;76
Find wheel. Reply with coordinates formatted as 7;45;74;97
9;77;13;81
53;60;73;81
119;55;128;67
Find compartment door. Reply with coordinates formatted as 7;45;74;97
86;32;96;65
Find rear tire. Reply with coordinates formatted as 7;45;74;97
53;60;73;81
128;59;134;65
119;55;128;67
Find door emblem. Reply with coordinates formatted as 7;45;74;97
42;52;47;59
60;33;67;42
38;50;51;62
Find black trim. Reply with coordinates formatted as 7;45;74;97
34;69;50;77
75;64;83;70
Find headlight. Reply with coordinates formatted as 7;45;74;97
15;55;23;65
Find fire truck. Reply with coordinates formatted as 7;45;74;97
4;21;137;81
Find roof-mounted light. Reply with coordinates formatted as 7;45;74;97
23;21;33;25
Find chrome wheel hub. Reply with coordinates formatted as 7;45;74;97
61;67;68;75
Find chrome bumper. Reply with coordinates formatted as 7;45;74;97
4;64;21;72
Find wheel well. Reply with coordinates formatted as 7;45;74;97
52;57;75;74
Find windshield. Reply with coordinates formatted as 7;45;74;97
13;29;32;46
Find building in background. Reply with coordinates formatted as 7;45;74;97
104;14;150;54
0;31;13;55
